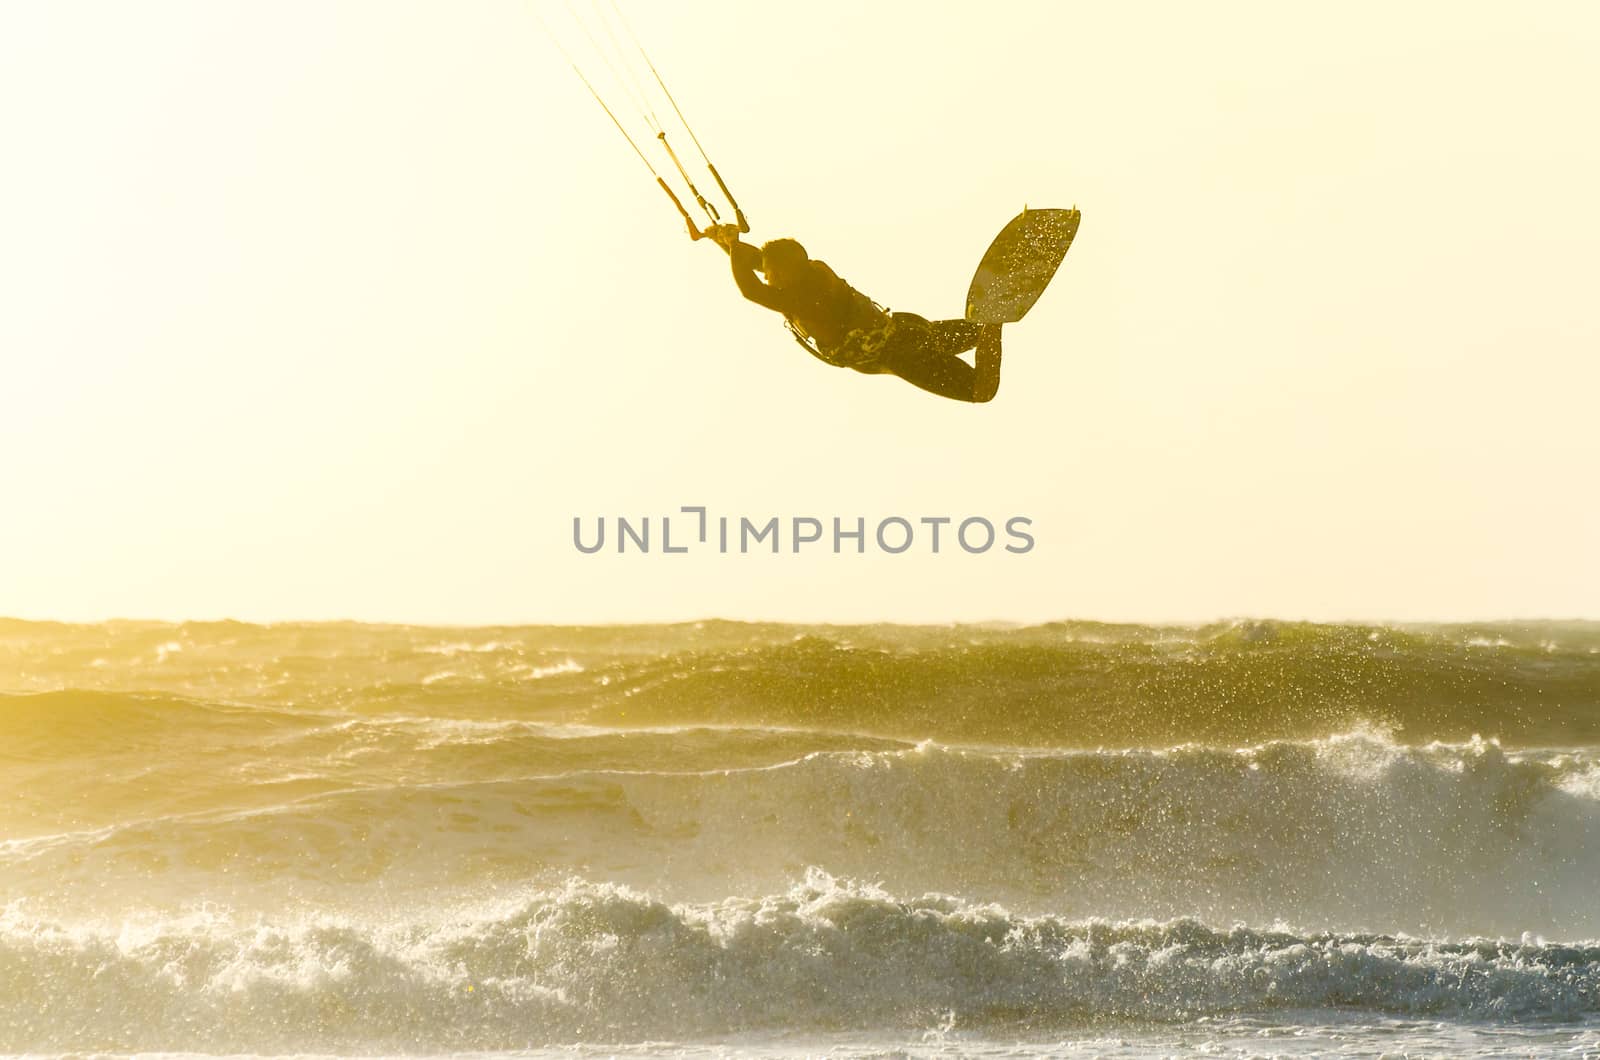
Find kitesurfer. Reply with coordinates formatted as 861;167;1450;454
704;224;1003;403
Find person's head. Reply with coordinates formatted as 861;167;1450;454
760;238;809;289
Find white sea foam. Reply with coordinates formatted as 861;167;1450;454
1;874;1596;1053
418;640;520;656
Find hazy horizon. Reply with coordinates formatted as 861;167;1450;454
5;611;1599;630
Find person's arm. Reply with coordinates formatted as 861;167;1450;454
729;240;785;311
707;225;786;313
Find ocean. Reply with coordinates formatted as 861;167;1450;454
2;618;1598;1057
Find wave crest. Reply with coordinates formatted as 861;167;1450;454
3;874;1597;1052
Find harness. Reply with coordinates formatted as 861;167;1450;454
785;316;895;368
783;272;895;369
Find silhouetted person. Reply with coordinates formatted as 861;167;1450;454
705;224;1002;403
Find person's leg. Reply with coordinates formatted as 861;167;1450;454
971;323;1002;403
876;316;1003;403
918;318;983;357
883;348;979;401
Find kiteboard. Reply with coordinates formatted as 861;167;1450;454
965;208;1081;324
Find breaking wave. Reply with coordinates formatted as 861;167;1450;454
3;874;1598;1053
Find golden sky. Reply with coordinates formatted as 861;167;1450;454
2;1;1596;624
